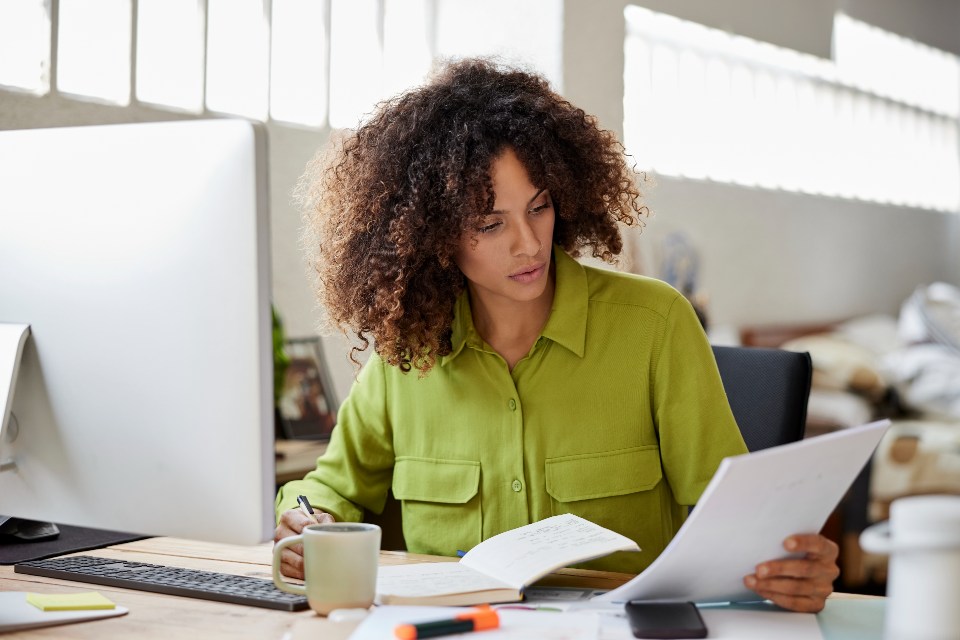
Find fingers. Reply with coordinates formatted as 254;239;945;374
782;533;839;561
744;571;833;613
274;507;336;542
274;511;303;542
745;572;834;598
754;534;839;581
750;589;827;614
280;547;306;580
753;557;840;582
748;573;831;612
273;507;338;579
315;511;336;525
743;534;840;613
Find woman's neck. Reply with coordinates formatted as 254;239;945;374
468;272;556;370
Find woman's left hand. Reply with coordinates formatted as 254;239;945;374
743;533;840;613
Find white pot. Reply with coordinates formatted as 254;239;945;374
860;495;960;640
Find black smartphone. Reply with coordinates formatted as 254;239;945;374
625;601;708;639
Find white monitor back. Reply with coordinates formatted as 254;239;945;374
0;119;275;544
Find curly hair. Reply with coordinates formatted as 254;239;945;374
299;58;647;374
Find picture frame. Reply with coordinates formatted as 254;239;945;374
276;337;338;441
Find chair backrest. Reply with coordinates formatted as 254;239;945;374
711;345;812;452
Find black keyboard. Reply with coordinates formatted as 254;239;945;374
15;555;309;611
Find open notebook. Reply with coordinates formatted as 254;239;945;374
376;514;639;606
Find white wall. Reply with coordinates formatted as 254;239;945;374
631;177;957;326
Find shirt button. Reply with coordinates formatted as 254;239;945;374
508;398;517;411
512;480;522;492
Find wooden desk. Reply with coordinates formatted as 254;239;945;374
1;538;304;639
0;537;634;639
0;537;879;639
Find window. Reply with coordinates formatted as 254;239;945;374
624;6;960;212
270;0;328;127
3;0;565;132
0;0;50;94
205;0;269;120
834;13;959;118
57;0;131;104
136;0;205;112
327;0;382;129
383;0;432;100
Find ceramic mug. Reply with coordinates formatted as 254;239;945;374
272;522;381;616
860;494;960;640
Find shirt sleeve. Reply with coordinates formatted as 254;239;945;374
653;293;748;506
274;354;395;523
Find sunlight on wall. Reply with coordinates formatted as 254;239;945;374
0;0;50;95
137;0;205;113
57;0;131;105
205;0;269;120
270;0;328;127
0;0;563;131
434;0;563;92
624;6;960;213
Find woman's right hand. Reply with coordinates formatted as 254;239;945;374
274;508;336;579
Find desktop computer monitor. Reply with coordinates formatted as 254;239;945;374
0;119;275;545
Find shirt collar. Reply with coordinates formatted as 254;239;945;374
540;247;588;357
443;292;476;365
441;246;588;366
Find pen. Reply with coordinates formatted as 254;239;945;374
394;607;499;639
296;495;320;525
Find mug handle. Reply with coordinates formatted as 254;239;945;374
859;521;892;555
272;534;307;596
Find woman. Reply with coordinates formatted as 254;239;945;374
276;58;838;612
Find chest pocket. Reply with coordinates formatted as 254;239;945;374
545;445;664;570
392;456;481;556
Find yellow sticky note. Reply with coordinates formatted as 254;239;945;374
26;592;116;611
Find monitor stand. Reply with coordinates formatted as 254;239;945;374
0;325;60;545
1;323;30;472
0;516;60;543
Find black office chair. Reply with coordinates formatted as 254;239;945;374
711;345;812;452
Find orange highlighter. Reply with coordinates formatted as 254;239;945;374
394;607;500;639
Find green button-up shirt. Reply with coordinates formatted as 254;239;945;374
276;248;747;573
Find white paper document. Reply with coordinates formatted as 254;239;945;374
348;605;599;640
594;419;890;604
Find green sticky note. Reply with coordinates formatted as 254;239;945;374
26;592;116;611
